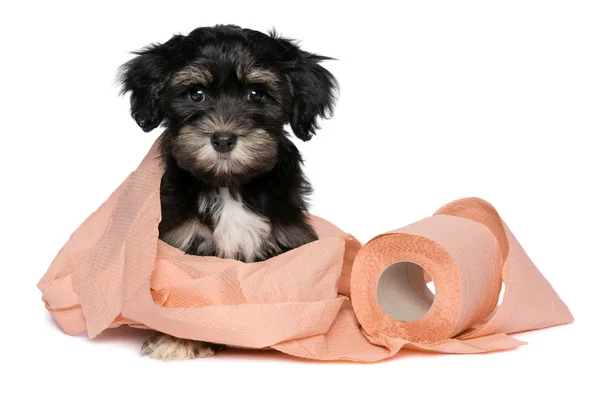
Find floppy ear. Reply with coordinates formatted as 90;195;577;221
274;36;338;141
118;35;184;132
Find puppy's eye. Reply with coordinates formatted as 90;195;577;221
188;88;205;102
247;88;264;102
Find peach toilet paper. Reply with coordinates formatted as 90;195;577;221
37;137;573;361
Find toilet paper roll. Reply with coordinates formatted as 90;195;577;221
350;198;573;352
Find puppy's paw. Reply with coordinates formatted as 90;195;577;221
141;332;222;361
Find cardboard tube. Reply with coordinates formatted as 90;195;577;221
376;260;435;322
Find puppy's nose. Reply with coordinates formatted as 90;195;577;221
211;133;237;153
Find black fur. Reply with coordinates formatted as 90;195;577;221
118;24;338;262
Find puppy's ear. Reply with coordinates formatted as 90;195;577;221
118;35;184;132
274;35;338;141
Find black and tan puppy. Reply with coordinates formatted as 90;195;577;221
118;24;338;360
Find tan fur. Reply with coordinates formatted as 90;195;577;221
141;332;215;361
271;224;311;250
236;65;280;86
162;218;214;254
197;114;245;134
245;68;280;85
236;64;245;82
171;66;213;86
162;219;202;250
231;129;277;172
175;125;277;177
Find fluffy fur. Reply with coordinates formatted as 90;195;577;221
118;24;338;360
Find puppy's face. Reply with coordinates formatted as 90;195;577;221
119;25;337;186
164;56;291;184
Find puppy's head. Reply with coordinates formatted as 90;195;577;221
119;25;337;185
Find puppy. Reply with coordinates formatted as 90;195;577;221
118;24;338;360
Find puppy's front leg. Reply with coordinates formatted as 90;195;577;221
148;215;225;360
141;332;225;361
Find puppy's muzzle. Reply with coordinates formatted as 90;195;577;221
211;132;237;153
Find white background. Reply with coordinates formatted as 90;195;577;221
2;1;598;399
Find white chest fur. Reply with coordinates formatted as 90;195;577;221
204;188;271;261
